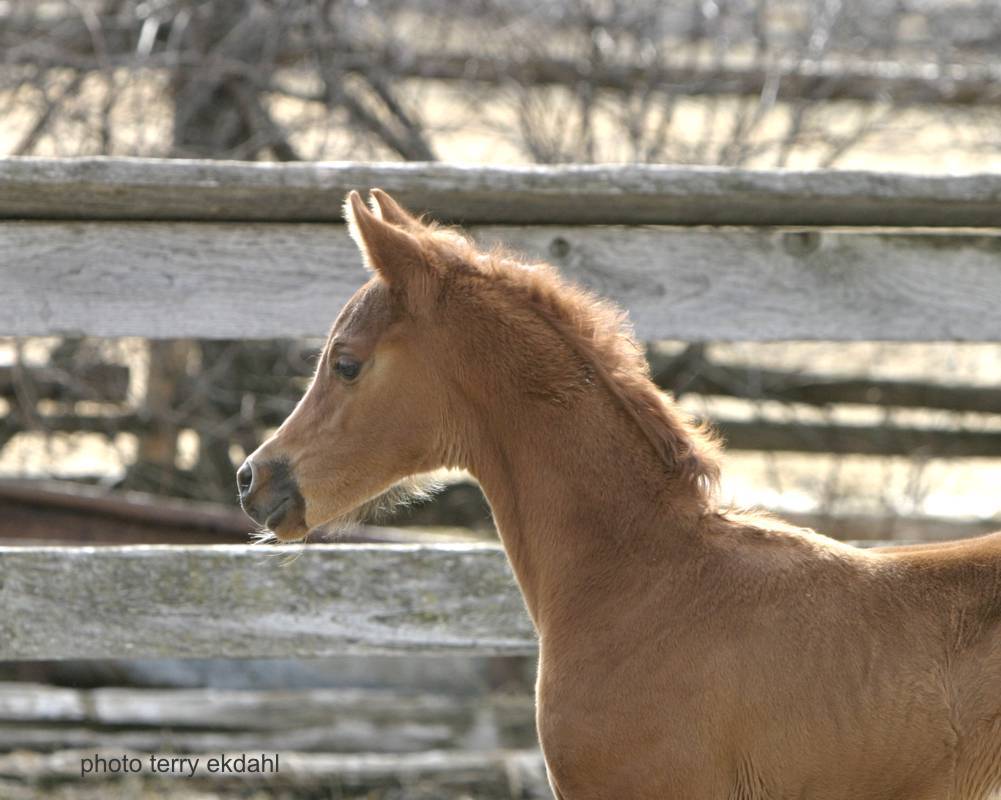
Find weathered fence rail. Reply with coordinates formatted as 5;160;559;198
0;541;903;661
0;746;548;795
4;157;1001;227
4;226;1001;341
0;681;535;753
6;412;1001;458
0;545;536;659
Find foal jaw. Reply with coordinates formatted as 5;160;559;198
312;474;447;538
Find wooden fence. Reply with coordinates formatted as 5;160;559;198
1;157;1000;660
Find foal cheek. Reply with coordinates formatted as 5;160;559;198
284;384;353;462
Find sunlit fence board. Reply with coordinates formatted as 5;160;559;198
2;158;1001;227
3;221;1001;340
0;544;536;660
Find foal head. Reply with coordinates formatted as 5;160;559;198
237;190;717;541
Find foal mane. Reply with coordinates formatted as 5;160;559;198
413;222;721;501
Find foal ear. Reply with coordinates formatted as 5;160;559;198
369;188;421;230
344;190;432;297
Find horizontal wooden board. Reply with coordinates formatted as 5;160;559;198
0;541;951;661
649;349;1001;413
0;724;524;760
0;363;128;403
0;682;535;753
3;221;1001;340
717;420;1001;457
8;412;1001;458
358;50;1001;108
0;544;536;659
0;747;549;795
2;157;1000;227
0;682;530;730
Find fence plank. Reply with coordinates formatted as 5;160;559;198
3;222;1001;340
0;682;535;753
648;349;1001;413
8;413;1001;458
0;747;548;794
0;364;129;403
2;158;1000;227
343;50;1001;108
0;540;961;661
0;544;535;659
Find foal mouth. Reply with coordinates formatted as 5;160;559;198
263;497;292;530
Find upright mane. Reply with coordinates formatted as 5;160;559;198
413;222;721;501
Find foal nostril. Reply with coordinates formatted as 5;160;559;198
236;460;255;501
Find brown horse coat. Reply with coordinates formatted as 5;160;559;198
239;190;1001;799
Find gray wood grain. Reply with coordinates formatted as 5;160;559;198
3;221;1000;340
0;541;926;661
2;157;1000;227
0;723;508;758
0;544;535;659
3;682;530;726
0;747;549;794
0;683;534;753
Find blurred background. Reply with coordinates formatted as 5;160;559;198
1;0;1000;797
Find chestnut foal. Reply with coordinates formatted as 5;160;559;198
238;190;1001;799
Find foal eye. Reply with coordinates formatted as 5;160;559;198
333;356;362;382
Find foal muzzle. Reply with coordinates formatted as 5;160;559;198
237;457;305;531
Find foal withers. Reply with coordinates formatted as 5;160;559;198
239;189;1001;799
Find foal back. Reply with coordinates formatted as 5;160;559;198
883;532;1001;798
693;525;1001;800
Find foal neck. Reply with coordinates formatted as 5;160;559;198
465;381;708;632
